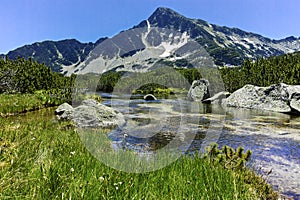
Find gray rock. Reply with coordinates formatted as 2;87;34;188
55;103;74;120
187;79;210;101
55;99;125;128
290;93;300;112
144;94;157;101
223;83;300;114
202;91;230;104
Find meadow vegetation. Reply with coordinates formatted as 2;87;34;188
0;109;278;199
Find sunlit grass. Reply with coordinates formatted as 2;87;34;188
0;94;278;199
0;93;62;115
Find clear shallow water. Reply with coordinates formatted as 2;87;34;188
101;93;300;199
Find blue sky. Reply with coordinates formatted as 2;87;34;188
1;0;299;54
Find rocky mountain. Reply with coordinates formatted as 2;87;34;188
2;7;300;74
1;38;107;72
136;7;300;66
68;21;215;75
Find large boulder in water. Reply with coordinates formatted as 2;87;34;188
222;83;300;114
55;99;125;128
187;79;210;101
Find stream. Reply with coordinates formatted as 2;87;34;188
100;93;300;199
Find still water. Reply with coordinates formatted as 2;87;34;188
101;93;300;199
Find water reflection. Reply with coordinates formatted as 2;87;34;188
101;93;300;198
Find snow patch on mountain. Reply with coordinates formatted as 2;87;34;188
159;32;189;58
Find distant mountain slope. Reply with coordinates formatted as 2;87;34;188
3;38;106;72
2;7;300;74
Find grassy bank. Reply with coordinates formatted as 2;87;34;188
0;111;278;199
0;91;102;116
0;93;58;116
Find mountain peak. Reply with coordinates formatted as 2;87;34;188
147;7;186;27
151;7;180;16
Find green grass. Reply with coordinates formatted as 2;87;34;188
0;92;64;116
0;91;102;116
0;93;46;115
0;99;278;199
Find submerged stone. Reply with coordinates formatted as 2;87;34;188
144;94;157;101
